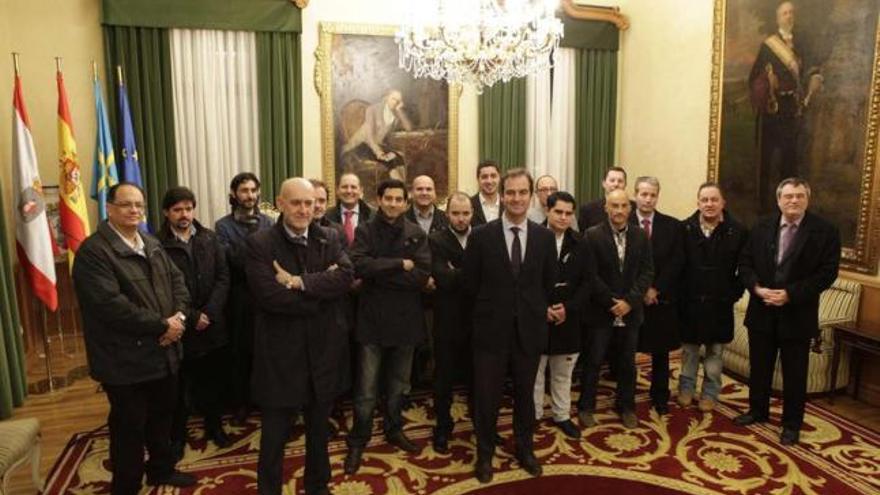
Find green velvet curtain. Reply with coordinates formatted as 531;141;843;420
478;78;527;171
256;32;303;201
102;0;301;32
0;183;27;419
575;49;618;204
103;26;179;229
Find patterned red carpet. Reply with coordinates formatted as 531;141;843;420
44;362;880;494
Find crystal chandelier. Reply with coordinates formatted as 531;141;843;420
396;0;564;93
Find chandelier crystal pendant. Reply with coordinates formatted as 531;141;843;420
396;0;564;93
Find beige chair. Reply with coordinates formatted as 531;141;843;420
724;277;862;394
0;417;43;495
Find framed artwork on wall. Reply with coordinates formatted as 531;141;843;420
315;22;459;207
707;0;880;274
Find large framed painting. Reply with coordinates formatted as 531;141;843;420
315;22;459;207
707;0;880;273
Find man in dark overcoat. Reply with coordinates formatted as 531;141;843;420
631;177;684;415
735;177;840;446
578;189;653;430
679;182;747;413
532;191;591;439
246;178;353;495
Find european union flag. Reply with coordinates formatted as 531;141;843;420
117;79;148;231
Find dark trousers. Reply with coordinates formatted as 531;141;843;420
649;351;671;406
758;112;799;213
433;336;473;435
579;324;638;413
229;287;256;411
103;373;178;495
258;400;333;495
747;325;810;431
347;343;415;447
172;347;227;443
473;339;540;461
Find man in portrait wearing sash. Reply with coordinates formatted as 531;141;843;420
748;1;823;214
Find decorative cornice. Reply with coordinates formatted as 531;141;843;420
561;0;629;30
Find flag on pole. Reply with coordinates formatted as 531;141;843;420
57;68;91;265
91;74;118;220
12;70;58;311
117;73;147;230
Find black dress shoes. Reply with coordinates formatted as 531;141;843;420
554;419;581;439
387;430;419;453
146;470;197;487
475;458;493;484
207;427;232;448
433;431;450;454
780;428;800;446
517;452;542;477
493;433;505;446
733;412;769;427
652;403;670;415
344;446;363;475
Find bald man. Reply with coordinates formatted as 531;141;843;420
406;175;449;234
246;178;354;495
579;189;653;430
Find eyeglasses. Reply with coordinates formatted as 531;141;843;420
110;201;146;211
537;187;558;193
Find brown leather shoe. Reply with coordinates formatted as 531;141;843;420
698;397;716;412
677;390;694;408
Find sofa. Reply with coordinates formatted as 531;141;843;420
723;277;861;394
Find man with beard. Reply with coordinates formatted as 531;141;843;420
579;189;653;430
464;168;557;483
246;178;353;495
325;173;375;247
470;160;502;227
679;182;747;413
344;179;431;474
159;187;231;458
533;191;590;439
429;191;474;453
631;177;684;416
215;172;274;422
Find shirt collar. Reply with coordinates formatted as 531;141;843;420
172;224;196;244
780;214;804;228
480;193;499;207
108;221;145;256
415;205;435;219
343;203;360;215
637;211;655;224
283;223;309;243
610;221;629;235
502;214;527;232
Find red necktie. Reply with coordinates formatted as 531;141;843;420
641;218;652;239
343;210;355;245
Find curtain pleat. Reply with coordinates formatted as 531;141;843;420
255;31;302;201
479;78;527;171
575;49;617;204
104;26;179;229
170;29;260;227
0;182;27;419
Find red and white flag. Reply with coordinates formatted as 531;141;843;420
12;73;58;311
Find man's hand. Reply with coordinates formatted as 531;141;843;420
644;287;659;306
196;312;210;331
755;285;789;306
160;312;185;346
425;276;436;292
273;260;303;290
549;303;566;325
402;259;415;271
610;298;632;317
350;278;363;290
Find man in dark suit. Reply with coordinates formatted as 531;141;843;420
463;168;557;483
470;160;502;227
577;166;631;231
578;188;654;429
407;175;449;235
344;179;432;474
631;177;684;415
324;172;375;247
246;178;353;495
735;177;840;446
533;191;591;439
429;191;474;453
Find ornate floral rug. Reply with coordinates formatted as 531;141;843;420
44;361;880;494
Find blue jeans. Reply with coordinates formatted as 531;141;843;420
679;343;724;401
346;343;415;447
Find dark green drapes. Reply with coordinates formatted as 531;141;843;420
575;49;618;204
102;0;301;32
479;78;527;171
0;183;26;419
256;32;303;201
560;14;619;50
103;26;179;229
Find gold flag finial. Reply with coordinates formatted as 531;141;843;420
55;56;62;73
12;52;21;76
116;65;124;86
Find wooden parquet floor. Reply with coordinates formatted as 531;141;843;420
5;372;880;494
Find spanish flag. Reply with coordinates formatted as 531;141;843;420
57;69;90;265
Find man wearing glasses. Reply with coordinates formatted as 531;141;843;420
73;182;195;494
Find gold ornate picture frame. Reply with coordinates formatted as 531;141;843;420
315;22;459;207
707;0;880;274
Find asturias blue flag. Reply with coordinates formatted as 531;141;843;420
91;77;118;220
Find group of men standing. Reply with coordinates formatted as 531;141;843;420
73;159;839;495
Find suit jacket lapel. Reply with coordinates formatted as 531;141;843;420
599;222;621;274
